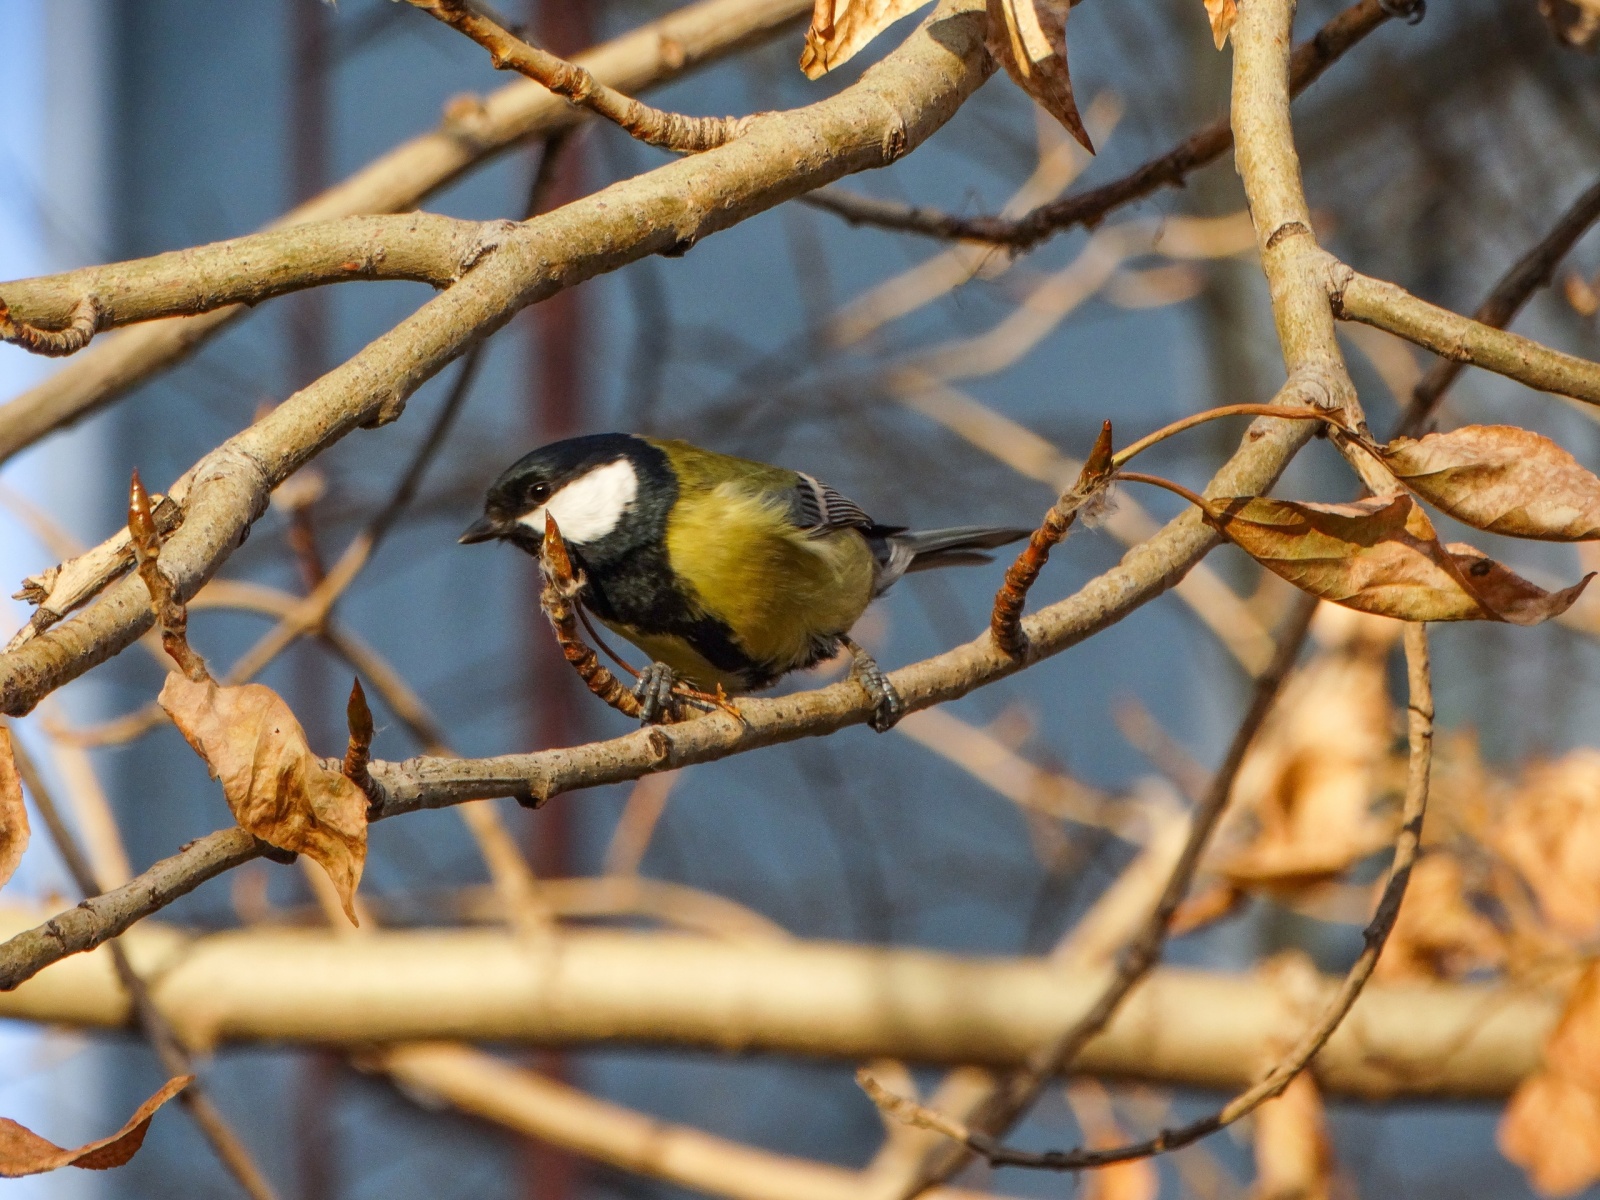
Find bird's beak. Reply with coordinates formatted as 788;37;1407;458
458;514;506;545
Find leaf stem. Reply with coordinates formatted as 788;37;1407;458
1110;404;1339;469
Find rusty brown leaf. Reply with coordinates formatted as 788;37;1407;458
1253;1074;1334;1200
159;674;367;924
1203;0;1238;48
0;1075;191;1176
1205;492;1593;625
1215;605;1398;888
798;0;934;78
1501;963;1600;1196
0;728;27;891
986;0;1093;152
1065;1081;1157;1200
1496;750;1600;942
1374;852;1505;982
1378;425;1600;541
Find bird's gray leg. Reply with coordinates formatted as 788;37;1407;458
839;635;903;732
633;661;678;725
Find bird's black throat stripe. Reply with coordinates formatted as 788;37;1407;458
561;438;771;689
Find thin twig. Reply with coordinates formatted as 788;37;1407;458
1394;172;1600;436
896;622;1433;1172
404;0;753;153
881;593;1320;1191
990;421;1114;659
539;515;650;721
11;736;282;1200
802;0;1407;249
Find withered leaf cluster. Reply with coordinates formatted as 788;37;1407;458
1193;425;1600;625
802;0;1094;150
130;473;369;924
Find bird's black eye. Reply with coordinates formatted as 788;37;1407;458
528;482;552;504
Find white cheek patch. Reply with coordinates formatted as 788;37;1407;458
517;456;639;544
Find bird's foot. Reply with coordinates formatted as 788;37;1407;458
633;661;680;725
841;636;903;732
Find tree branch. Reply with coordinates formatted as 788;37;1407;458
1329;258;1600;409
1396;173;1600;435
0;0;996;724
0;215;495;353
0;889;1541;1101
12;746;279;1200
0;0;811;465
405;0;754;153
801;0;1408;249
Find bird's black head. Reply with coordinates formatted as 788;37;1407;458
459;433;674;561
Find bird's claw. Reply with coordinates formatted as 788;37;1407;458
842;637;903;732
634;661;679;725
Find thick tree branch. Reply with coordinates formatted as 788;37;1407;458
0;0;811;464
405;0;754;153
801;0;1405;249
1329;258;1600;409
0;0;996;725
0;905;1547;1100
0;215;494;352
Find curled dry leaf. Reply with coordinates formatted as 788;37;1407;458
1501;963;1600;1196
0;1075;191;1176
1065;1081;1157;1200
1378;425;1600;541
986;0;1093;152
159;674;367;924
1214;605;1398;888
1565;271;1600;318
1205;492;1593;625
799;0;934;78
0;728;27;890
1496;749;1600;942
1203;0;1238;48
1374;852;1505;982
1252;1074;1333;1200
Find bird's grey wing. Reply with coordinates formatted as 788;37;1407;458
785;472;890;538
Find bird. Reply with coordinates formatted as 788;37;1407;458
459;433;1030;730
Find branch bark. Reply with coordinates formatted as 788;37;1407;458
802;0;1405;248
0;215;494;349
1329;259;1600;409
0;0;996;724
0;905;1550;1100
405;0;754;153
0;0;811;464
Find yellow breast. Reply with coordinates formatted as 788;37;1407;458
665;480;876;679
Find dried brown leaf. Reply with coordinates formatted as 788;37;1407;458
0;728;27;891
1203;0;1238;48
0;1075;191;1176
159;674;367;923
1497;750;1600;941
798;0;934;78
1501;964;1600;1196
1206;493;1593;625
1565;271;1600;318
1379;425;1600;541
1215;606;1397;888
1253;1074;1333;1200
1374;853;1505;982
986;0;1093;152
1065;1081;1157;1200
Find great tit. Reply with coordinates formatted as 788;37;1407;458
460;433;1029;729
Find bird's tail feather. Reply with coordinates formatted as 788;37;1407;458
872;525;1031;594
